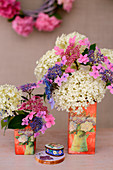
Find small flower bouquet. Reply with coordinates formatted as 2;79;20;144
0;83;55;155
34;32;113;154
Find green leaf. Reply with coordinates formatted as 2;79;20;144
8;16;15;22
35;94;44;97
18;142;24;145
106;82;111;86
52;13;62;20
8;115;27;129
15;136;19;139
89;128;95;132
43;92;46;102
82;48;89;55
1;118;8;129
21;96;28;101
90;43;96;51
16;110;28;116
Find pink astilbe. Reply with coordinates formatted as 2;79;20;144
12;16;34;37
54;37;81;67
57;0;74;12
35;13;62;32
0;0;20;18
19;96;49;114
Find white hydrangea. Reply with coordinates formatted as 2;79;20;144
34;32;88;81
34;49;61;81
0;84;22;118
53;69;106;114
55;31;87;50
101;48;113;63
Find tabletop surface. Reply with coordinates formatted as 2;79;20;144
0;128;113;170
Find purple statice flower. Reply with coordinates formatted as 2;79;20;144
17;83;37;93
100;69;113;84
30;117;43;133
88;49;104;65
46;64;62;80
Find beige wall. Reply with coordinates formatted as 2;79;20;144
0;0;113;131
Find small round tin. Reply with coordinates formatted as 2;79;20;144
35;151;65;164
45;143;64;157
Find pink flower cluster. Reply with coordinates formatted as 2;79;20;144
0;0;20;18
19;96;49;114
12;16;34;37
55;36;81;67
55;72;69;86
57;0;75;12
35;13;62;32
89;58;113;80
20;95;55;137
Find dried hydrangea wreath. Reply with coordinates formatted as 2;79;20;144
0;0;75;37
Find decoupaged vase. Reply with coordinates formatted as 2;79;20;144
14;126;36;155
68;103;96;154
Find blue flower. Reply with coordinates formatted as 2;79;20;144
46;64;62;80
43;79;52;100
49;97;55;109
30;117;43;133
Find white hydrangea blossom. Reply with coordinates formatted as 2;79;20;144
0;84;22;118
53;69;106;114
55;31;87;49
34;49;61;81
101;48;113;63
34;32;88;81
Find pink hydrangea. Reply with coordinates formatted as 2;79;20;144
0;0;20;18
12;16;34;37
57;0;74;12
35;13;62;32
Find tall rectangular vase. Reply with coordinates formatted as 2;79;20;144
68;103;96;154
14;126;36;155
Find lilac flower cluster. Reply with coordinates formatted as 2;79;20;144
87;49;104;65
100;69;113;84
30;117;43;133
17;83;37;93
47;64;62;80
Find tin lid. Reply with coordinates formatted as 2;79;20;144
45;143;64;150
35;151;65;165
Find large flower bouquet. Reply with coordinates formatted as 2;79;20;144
34;32;113;114
0;83;55;137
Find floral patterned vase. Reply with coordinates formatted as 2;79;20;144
68;103;96;154
14;126;36;155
